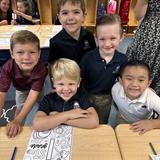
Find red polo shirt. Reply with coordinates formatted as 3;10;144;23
0;59;47;92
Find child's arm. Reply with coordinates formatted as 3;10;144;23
13;10;33;22
65;107;99;129
6;89;40;137
0;20;8;25
33;108;92;132
0;92;6;116
134;0;148;21
130;120;160;135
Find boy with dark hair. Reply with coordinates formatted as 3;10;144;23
48;0;96;64
110;60;160;134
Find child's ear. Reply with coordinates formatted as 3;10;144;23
10;50;14;58
118;77;122;84
148;80;152;87
120;33;124;42
38;50;41;58
78;78;81;88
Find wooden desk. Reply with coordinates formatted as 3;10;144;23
116;124;160;160
72;125;121;160
0;127;32;160
0;125;122;160
0;25;62;50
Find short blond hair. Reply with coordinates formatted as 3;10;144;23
51;58;80;82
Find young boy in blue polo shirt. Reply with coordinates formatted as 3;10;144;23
0;30;47;137
109;60;160;134
80;14;127;124
33;58;99;131
48;0;96;64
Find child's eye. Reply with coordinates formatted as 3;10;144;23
57;83;64;86
126;78;132;81
29;51;37;54
139;79;145;82
61;11;68;15
15;51;24;55
69;83;75;86
111;37;116;40
74;11;80;14
99;38;105;41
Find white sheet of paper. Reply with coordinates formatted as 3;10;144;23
23;125;73;160
150;154;160;160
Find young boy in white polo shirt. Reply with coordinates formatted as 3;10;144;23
109;60;160;134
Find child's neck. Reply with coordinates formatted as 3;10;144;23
67;28;81;40
100;51;115;64
22;71;31;77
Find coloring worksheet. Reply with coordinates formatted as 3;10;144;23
23;125;73;160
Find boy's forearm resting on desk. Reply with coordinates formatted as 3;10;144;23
64;107;99;129
130;119;160;134
33;107;99;131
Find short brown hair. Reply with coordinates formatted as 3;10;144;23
17;0;31;15
96;14;123;36
57;0;86;13
10;30;40;51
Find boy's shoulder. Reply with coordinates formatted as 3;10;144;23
113;50;128;63
115;50;127;58
1;59;15;71
50;29;67;43
50;27;94;42
31;60;47;76
81;48;98;59
80;27;94;37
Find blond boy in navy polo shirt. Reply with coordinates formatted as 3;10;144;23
33;58;99;131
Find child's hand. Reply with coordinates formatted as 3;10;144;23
50;111;59;116
6;119;22;138
11;19;17;25
0;20;8;25
130;120;154;135
13;10;22;16
67;108;89;120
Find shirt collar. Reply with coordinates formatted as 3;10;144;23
13;59;43;80
55;90;80;103
95;49;122;63
62;27;84;41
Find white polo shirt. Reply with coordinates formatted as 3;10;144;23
112;82;160;123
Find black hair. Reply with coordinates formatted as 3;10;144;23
119;60;151;79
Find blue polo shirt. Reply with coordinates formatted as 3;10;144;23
80;48;128;94
48;27;96;64
38;88;91;115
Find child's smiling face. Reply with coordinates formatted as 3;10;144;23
58;1;85;39
119;66;151;100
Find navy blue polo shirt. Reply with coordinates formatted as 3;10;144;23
48;27;96;64
80;48;128;94
38;89;91;115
